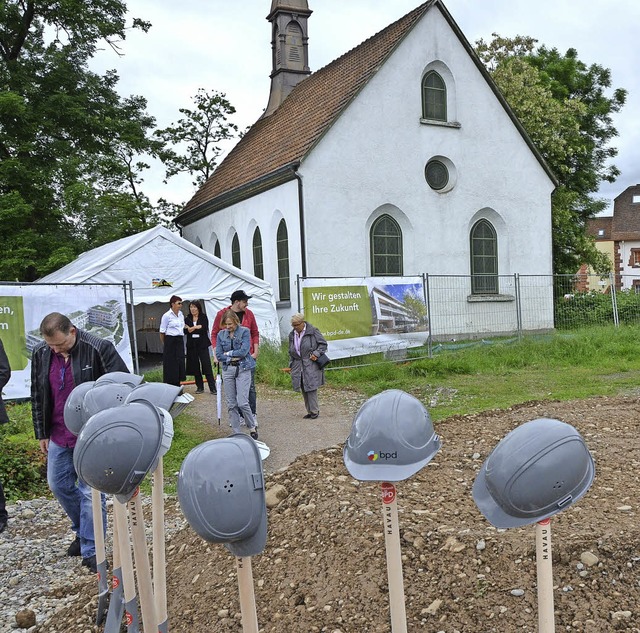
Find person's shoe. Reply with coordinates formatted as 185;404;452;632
309;413;319;419
210;388;217;394
82;555;98;573
250;429;259;440
67;536;81;557
195;388;204;394
303;413;312;419
0;518;7;534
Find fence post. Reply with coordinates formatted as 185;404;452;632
515;273;522;339
423;273;432;358
610;272;619;327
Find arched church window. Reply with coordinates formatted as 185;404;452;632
422;71;446;121
277;219;290;301
231;233;241;269
370;214;403;276
253;228;264;280
470;219;498;294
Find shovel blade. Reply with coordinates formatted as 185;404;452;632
103;567;125;633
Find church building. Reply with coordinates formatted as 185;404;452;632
175;0;556;338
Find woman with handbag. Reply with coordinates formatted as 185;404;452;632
184;300;216;394
288;312;328;419
215;310;258;438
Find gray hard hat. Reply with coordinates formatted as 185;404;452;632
63;381;96;436
82;382;134;424
124;382;183;412
74;400;165;503
157;407;174;457
343;389;441;482
473;418;595;528
95;371;144;388
178;434;267;557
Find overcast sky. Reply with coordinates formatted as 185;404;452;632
93;0;640;214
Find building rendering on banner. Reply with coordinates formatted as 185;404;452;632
175;0;557;339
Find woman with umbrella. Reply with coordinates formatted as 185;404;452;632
215;310;258;439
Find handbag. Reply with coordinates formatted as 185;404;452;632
314;352;331;369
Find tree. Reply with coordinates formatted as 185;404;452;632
475;35;626;274
155;89;239;189
0;0;163;280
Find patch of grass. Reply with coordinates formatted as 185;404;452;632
0;401;49;500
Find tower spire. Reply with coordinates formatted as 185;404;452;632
263;0;312;117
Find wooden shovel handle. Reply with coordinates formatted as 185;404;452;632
536;519;556;633
381;482;408;633
129;489;158;633
236;557;259;633
152;458;168;629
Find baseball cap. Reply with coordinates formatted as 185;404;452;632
230;290;252;302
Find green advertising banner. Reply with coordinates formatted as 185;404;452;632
0;295;28;370
302;285;372;340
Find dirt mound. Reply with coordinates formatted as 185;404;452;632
34;395;640;632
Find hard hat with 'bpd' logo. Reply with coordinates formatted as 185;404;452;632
343;389;441;482
472;418;595;528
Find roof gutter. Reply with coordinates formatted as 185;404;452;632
291;165;307;278
174;163;300;228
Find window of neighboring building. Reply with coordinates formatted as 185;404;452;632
213;239;221;259
277;219;290;301
470;219;498;294
231;233;241;268
252;228;264;280
370;214;403;276
597;229;605;237
630;249;640;267
422;71;446;121
632;195;640;204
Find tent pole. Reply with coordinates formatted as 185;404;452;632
126;280;140;374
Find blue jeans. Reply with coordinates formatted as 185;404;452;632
47;440;105;558
249;367;257;415
222;365;256;433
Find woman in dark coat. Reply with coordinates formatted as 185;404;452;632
288;312;328;419
184;300;216;394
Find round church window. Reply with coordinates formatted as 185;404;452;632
425;159;449;190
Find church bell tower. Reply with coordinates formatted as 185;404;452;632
262;0;312;117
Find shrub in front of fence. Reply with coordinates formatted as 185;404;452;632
554;289;640;329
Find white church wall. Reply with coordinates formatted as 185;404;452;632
299;5;554;283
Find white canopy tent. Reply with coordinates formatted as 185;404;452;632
40;226;281;355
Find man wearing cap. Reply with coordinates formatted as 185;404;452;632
211;290;260;419
31;312;129;573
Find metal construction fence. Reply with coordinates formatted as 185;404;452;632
426;273;640;346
